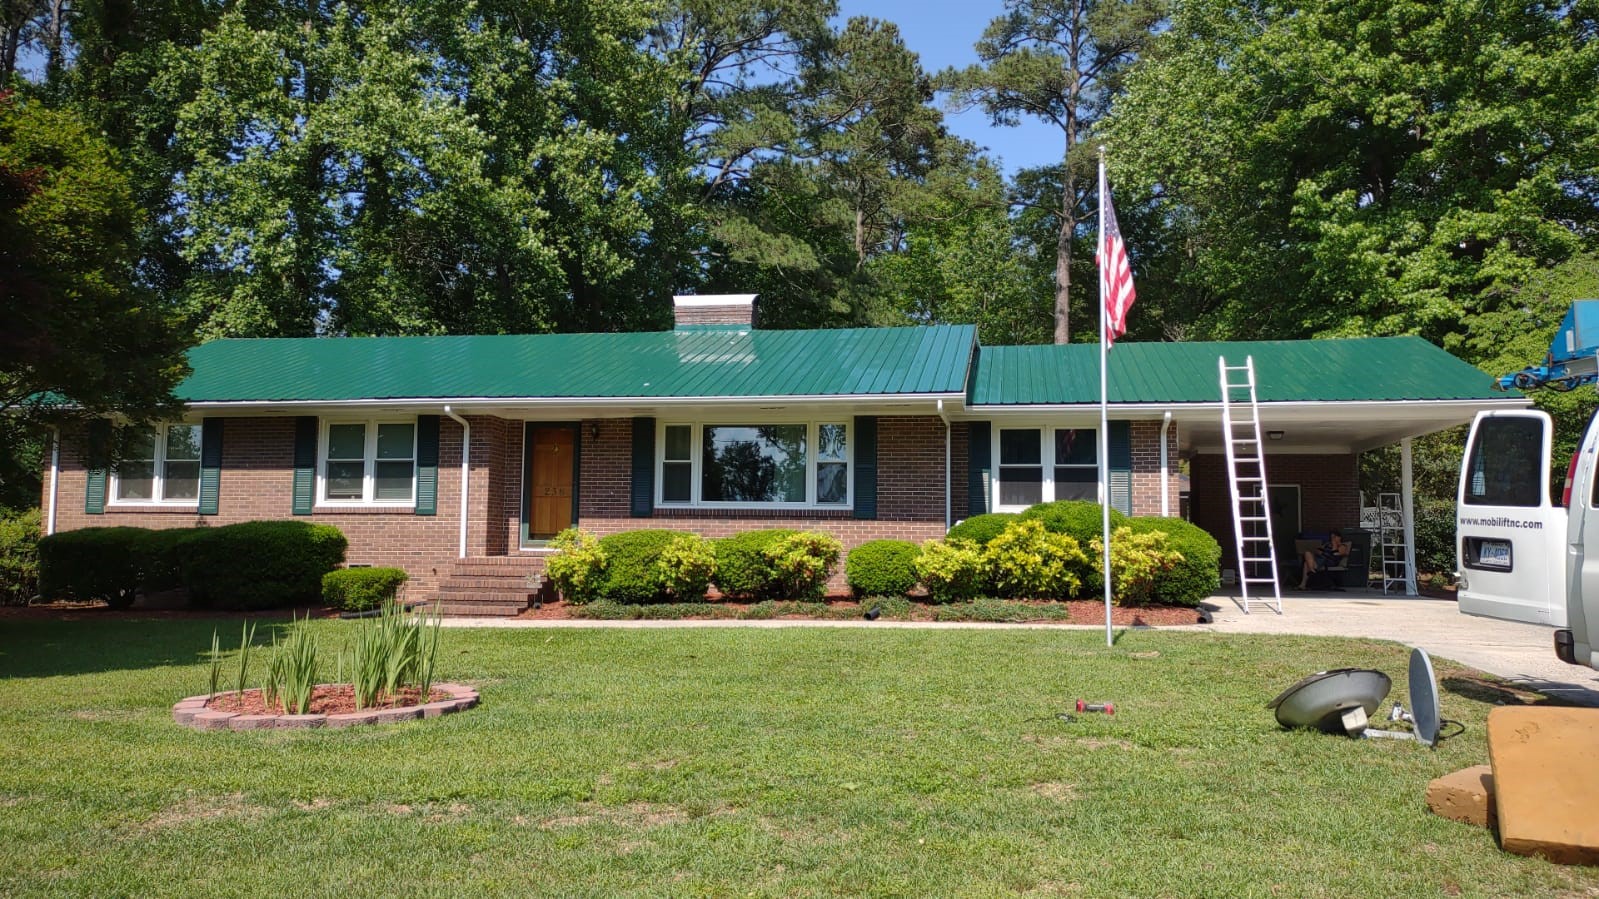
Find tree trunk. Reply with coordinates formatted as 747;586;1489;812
1054;166;1074;344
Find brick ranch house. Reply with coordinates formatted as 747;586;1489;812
41;296;1522;614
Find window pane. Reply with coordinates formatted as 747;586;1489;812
376;423;414;460
326;461;365;500
664;425;692;461
165;425;202;462
1464;417;1543;507
164;461;200;500
1054;467;1097;502
374;460;413;500
818;424;847;462
124;428;158;461
116;461;155;500
662;461;692;502
999;429;1041;465
701;425;807;503
817;461;848;504
1054;428;1096;466
998;467;1043;506
328;424;366;460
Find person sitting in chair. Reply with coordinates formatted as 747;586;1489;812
1299;532;1351;590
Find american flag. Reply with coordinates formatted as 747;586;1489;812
1098;179;1136;346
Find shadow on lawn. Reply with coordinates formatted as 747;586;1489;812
0;611;306;679
1442;673;1599;709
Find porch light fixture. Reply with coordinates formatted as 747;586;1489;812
1267;430;1285;441
589;422;601;441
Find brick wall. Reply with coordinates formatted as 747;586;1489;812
674;305;754;326
1130;420;1183;517
1190;452;1360;569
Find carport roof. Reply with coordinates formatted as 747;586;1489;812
968;337;1510;406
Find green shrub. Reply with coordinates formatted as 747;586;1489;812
982;518;1089;599
177;521;347;610
913;538;985;604
657;533;717;601
845;539;919;597
37;527;147;608
133;527;194;593
1413;497;1456;578
545;527;606;604
1089;527;1183;606
764;531;843;601
571;600;739;620
322;567;410;612
0;508;42;605
945;513;1018;546
1022;501;1130;593
712;529;797;599
595;530;684;603
857;595;915;619
1125;516;1222;607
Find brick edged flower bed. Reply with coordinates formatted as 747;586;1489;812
173;682;478;730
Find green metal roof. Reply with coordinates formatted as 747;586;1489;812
177;325;977;403
968;337;1508;405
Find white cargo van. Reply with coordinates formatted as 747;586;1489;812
1556;410;1599;668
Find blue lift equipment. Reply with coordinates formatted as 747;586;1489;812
1494;300;1599;392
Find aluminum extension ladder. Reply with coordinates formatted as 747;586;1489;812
1219;356;1283;614
1376;492;1412;595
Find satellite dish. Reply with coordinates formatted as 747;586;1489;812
1407;647;1441;747
1267;668;1392;733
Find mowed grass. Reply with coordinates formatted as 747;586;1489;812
1;618;1596;898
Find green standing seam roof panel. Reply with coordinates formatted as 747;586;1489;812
969;337;1510;405
177;325;978;403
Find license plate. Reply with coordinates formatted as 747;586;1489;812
1479;541;1511;568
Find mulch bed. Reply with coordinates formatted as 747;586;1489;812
0;603;340;621
207;684;445;717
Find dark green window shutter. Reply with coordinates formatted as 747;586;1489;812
292;416;317;515
415;415;440;516
1109;420;1133;516
967;421;991;517
630;417;655;517
198;418;224;515
85;419;110;514
852;416;878;519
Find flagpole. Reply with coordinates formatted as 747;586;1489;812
1098;146;1113;649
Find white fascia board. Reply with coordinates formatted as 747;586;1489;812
672;294;757;307
961;398;1529;416
180;392;968;413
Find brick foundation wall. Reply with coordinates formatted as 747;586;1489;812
1190;452;1360;569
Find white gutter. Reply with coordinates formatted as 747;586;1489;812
443;406;470;559
46;427;59;535
182;391;970;410
1159;411;1172;517
964;398;1529;414
936;399;952;528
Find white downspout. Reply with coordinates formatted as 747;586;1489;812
1164;409;1176;515
46;427;60;535
937;399;952;528
443;406;470;559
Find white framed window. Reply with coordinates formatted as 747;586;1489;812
656;420;851;509
992;425;1100;513
110;423;203;506
318;419;417;506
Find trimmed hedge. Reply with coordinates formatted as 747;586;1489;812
945;513;1018;546
178;521;348;610
1125;516;1221;607
322;567;409;612
712;529;797;599
0;508;42;605
38;527;147;608
596;530;687;604
845;539;919;597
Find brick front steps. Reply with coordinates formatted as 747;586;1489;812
173;682;479;730
422;557;546;617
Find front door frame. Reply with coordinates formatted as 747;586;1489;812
521;421;581;548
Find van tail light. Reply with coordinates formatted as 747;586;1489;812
1563;450;1581;508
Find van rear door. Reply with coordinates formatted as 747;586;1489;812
1563;413;1599;667
1457;410;1567;627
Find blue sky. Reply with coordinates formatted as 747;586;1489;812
838;0;1061;175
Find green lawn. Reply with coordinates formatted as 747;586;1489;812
1;616;1595;898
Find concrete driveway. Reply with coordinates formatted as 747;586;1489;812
1201;590;1599;706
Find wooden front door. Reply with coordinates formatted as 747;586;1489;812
526;426;577;541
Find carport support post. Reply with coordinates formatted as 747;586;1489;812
1401;437;1419;596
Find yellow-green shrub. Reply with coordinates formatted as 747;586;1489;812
981;519;1089;599
913;538;984;603
545;527;607;604
763;531;842;600
657;533;717;600
1089;527;1184;606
